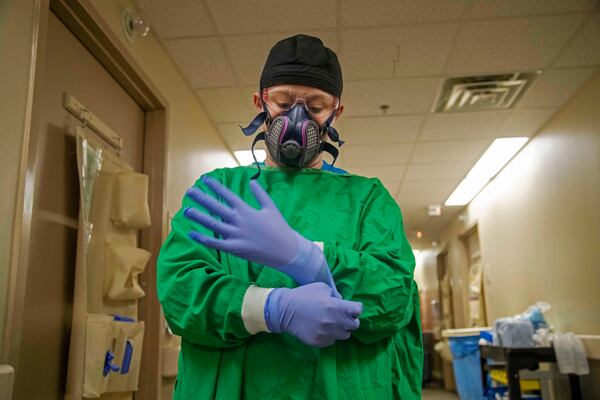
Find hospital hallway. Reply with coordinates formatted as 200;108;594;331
2;0;600;399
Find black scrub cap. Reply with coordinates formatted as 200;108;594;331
260;34;343;98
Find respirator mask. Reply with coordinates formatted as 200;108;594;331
240;90;344;178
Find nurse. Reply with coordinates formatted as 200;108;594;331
157;34;422;399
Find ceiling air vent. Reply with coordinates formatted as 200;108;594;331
434;72;539;113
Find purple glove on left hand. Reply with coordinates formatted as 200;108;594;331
265;283;362;347
184;176;339;296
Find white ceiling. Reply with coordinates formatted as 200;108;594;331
136;0;600;244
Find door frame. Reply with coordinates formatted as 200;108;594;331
3;1;168;398
459;224;488;327
436;248;455;330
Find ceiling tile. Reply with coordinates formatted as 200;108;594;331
197;86;258;123
399;179;459;197
498;108;558;137
338;115;423;145
216;122;244;138
224;31;337;86
464;0;598;18
411;140;490;163
342;78;441;117
404;162;471;180
445;15;586;74
340;24;458;79
381;180;401;195
553;13;600;68
341;0;467;26
518;67;597;108
396;193;450;210
419;110;512;141
137;0;215;38
216;122;257;150
165;38;236;88
340;144;413;166
344;165;406;181
205;0;336;35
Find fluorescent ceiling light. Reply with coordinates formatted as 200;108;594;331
234;150;266;166
445;137;528;206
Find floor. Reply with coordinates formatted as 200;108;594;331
422;388;460;399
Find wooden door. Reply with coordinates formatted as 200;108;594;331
437;250;455;330
14;11;145;399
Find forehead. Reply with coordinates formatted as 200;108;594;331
266;84;333;97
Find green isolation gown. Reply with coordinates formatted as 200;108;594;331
157;165;422;400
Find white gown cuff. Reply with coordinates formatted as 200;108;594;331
242;285;274;334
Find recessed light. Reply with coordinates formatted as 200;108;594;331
445;137;528;206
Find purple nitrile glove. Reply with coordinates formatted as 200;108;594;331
265;282;362;348
184;176;339;296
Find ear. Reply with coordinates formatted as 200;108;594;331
253;92;262;112
334;104;344;121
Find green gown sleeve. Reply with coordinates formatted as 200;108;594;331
157;171;252;348
321;179;417;344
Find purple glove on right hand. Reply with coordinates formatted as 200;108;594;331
265;282;363;348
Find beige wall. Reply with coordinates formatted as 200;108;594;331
439;69;600;334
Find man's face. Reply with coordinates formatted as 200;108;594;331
253;84;344;127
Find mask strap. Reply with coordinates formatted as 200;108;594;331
250;132;266;180
240;92;272;136
240;111;267;136
327;125;344;146
262;101;273;127
321;142;339;166
322;103;345;147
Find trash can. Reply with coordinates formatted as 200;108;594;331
443;328;490;400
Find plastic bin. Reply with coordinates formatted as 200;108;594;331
443;328;490;400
